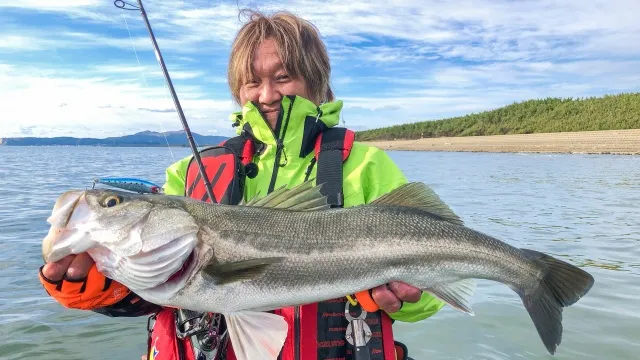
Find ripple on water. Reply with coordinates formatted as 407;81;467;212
1;147;639;359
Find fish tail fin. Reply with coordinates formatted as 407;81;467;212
516;249;595;355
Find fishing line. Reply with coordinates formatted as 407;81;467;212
113;0;217;203
119;6;175;162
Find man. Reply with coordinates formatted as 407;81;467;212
39;9;445;360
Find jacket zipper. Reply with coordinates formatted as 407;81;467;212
260;98;294;194
268;138;285;193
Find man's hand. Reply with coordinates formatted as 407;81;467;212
39;253;130;310
371;282;422;313
42;253;95;281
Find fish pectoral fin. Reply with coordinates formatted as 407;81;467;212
204;257;286;285
424;279;476;315
226;311;288;360
243;180;330;211
371;182;463;225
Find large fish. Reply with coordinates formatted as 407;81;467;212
41;181;594;359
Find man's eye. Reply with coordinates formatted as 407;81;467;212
277;74;290;81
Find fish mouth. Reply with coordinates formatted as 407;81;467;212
42;190;94;263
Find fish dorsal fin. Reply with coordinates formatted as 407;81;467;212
242;180;330;212
371;182;464;225
226;311;288;360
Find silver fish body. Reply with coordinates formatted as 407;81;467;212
42;181;594;358
171;202;529;312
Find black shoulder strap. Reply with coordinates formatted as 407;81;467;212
315;127;354;208
221;135;249;158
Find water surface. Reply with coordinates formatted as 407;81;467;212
0;146;638;359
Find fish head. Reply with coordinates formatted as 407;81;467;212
42;189;205;302
42;189;154;262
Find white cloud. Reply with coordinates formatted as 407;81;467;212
0;0;113;22
0;35;59;51
336;56;640;131
0;0;100;9
0;64;238;138
5;0;640;62
1;0;639;138
90;64;204;80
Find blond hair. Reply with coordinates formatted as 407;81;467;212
227;9;334;105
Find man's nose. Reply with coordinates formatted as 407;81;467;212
259;81;281;104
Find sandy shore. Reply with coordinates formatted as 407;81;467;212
362;129;640;155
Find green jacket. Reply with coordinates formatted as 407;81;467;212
162;95;444;322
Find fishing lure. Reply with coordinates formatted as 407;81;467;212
93;177;163;194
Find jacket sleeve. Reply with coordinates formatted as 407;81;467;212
359;146;446;323
162;155;192;196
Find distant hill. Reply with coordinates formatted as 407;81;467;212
0;131;229;147
356;92;640;141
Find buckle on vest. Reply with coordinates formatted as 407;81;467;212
344;301;372;347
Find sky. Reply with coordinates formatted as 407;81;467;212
1;0;639;138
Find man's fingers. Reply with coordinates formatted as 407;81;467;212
66;253;95;280
371;284;402;313
388;281;422;303
42;255;76;281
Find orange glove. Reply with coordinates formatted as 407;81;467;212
355;289;380;312
39;263;130;310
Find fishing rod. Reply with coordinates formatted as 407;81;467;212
114;0;216;203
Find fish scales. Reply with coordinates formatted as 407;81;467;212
177;203;543;313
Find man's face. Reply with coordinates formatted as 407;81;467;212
239;38;310;129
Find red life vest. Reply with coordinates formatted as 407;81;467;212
146;309;197;360
147;127;407;360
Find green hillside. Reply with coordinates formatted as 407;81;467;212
356;92;640;141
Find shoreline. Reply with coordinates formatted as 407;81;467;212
362;129;640;155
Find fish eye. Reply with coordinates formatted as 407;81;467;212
103;195;122;208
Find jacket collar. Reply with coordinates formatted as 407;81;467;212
229;95;343;158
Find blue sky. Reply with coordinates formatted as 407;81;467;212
1;0;639;138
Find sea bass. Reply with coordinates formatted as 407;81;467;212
41;181;594;359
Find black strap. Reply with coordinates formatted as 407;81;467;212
92;291;162;318
222;135;249;157
316;128;349;208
